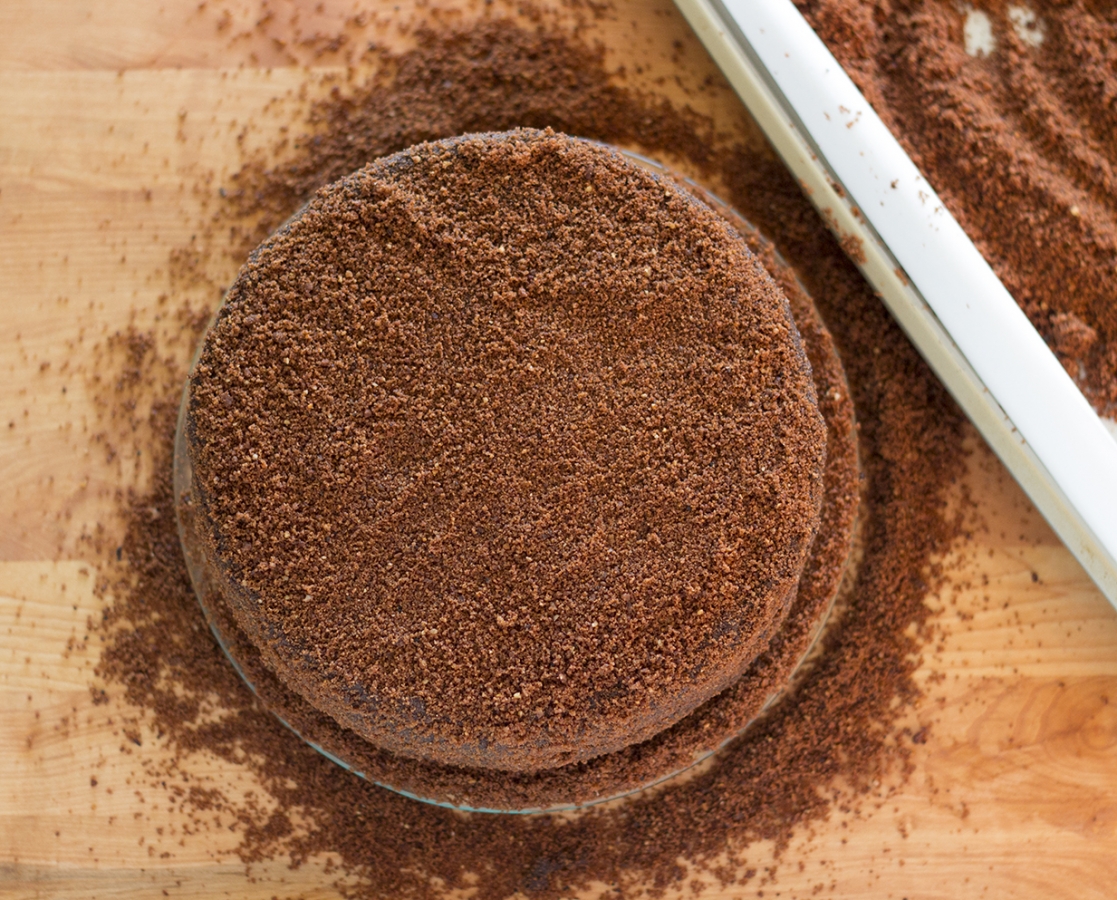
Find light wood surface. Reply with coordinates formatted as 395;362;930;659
2;1;1116;898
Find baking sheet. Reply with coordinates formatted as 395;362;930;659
674;0;1117;605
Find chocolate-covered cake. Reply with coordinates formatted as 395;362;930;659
178;129;829;773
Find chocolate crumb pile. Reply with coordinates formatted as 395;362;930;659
798;0;1117;414
183;129;827;775
95;15;966;899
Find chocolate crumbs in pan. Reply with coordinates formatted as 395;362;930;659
94;16;966;900
798;0;1117;415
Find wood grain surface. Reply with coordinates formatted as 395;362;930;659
2;1;1116;898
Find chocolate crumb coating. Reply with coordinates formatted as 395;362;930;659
183;128;828;773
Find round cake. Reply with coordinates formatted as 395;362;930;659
179;128;828;773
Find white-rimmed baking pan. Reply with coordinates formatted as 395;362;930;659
674;0;1117;607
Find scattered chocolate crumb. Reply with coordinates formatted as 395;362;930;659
93;14;965;900
839;232;867;266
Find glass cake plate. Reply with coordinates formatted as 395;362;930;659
173;145;859;814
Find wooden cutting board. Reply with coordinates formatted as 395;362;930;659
2;1;1116;897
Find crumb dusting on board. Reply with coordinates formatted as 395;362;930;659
58;4;968;897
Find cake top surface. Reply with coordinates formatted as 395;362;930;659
186;128;826;771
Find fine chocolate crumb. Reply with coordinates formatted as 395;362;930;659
93;15;965;900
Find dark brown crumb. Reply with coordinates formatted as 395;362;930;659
93;15;966;900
